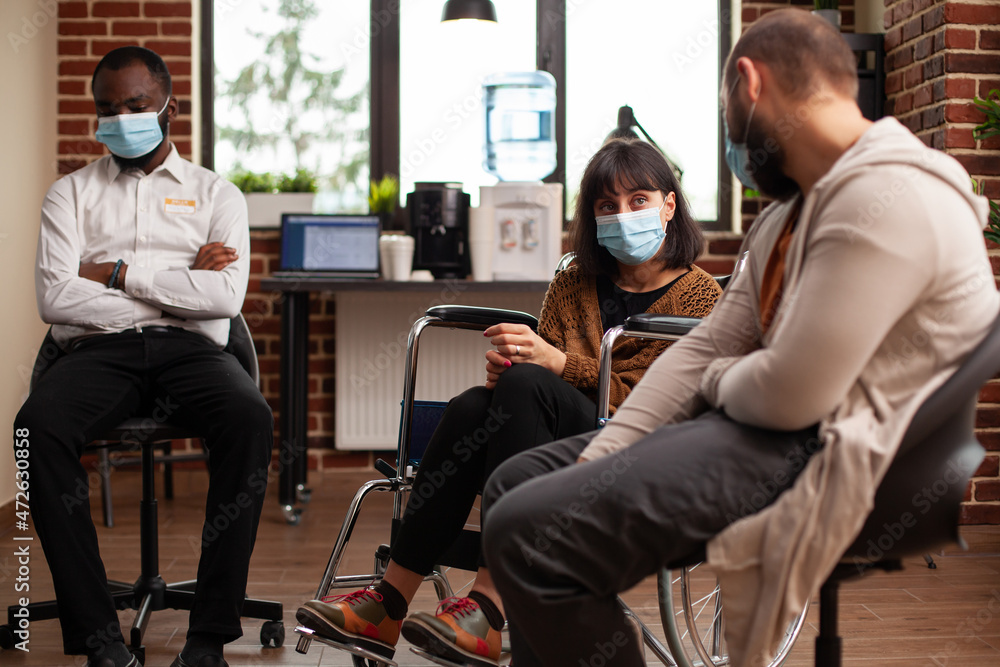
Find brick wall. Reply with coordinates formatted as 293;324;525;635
56;0;193;174
883;0;1000;524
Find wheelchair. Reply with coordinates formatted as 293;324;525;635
291;252;795;667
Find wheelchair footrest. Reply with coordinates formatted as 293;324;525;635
294;625;399;666
410;647;511;667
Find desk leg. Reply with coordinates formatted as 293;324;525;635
279;291;309;525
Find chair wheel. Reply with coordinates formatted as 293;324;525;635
297;486;313;504
0;624;16;650
282;505;302;526
261;620;285;648
129;646;145;665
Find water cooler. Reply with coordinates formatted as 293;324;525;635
477;71;563;280
479;182;563;280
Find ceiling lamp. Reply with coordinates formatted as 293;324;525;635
441;0;497;23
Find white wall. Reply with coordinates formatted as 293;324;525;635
0;0;57;508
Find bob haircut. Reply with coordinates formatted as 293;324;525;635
571;138;704;278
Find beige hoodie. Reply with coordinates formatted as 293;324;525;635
578;117;999;665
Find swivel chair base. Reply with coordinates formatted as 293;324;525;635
1;441;285;660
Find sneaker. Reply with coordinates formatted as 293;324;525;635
296;588;400;659
401;597;502;667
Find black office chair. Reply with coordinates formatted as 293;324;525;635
0;316;285;663
615;311;998;666
810;313;999;667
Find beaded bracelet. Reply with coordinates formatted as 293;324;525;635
108;259;123;289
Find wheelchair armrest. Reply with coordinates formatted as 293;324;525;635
426;305;538;331
625;313;703;336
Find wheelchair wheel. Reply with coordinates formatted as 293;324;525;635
659;564;805;667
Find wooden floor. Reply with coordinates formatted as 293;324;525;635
2;467;999;667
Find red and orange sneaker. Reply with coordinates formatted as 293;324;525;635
401;597;502;667
295;588;401;660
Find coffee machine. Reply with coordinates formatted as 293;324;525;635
406;182;471;279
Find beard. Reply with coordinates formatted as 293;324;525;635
111;115;169;172
732;100;800;201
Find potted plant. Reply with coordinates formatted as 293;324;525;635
368;174;400;230
812;1;842;31
974;90;1000;242
231;168;317;229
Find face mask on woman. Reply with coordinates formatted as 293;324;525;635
595;196;669;266
96;96;170;159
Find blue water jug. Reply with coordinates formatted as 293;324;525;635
483;71;557;182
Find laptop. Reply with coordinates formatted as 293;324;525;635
274;214;381;279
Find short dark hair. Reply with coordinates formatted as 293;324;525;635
724;9;858;100
570;138;704;278
92;46;172;97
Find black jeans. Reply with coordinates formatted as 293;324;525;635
390;363;597;576
481;411;821;667
13;329;273;656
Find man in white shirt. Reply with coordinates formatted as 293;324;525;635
479;11;998;667
15;47;272;667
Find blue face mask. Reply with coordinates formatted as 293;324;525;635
595;197;669;266
95;97;169;159
723;76;758;190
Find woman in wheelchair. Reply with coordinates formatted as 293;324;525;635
296;138;723;666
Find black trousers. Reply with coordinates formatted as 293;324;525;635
390;363;598;576
13;329;273;656
481;411;821;667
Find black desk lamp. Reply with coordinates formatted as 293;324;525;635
607;105;683;181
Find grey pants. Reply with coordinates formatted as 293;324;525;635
481;410;821;667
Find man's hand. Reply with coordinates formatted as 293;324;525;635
192;242;238;271
79;261;117;286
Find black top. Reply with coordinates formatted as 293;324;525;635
597;272;687;332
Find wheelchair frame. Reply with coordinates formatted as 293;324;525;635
294;253;806;667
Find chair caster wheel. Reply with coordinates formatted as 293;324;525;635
128;646;145;665
0;624;16;650
296;485;312;504
261;620;285;648
283;505;302;525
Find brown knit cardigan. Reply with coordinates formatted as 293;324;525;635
536;264;722;413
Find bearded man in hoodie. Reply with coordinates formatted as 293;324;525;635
479;9;999;667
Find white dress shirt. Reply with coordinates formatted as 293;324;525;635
36;145;250;348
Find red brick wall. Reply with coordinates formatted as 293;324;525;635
56;0;193;175
883;0;1000;524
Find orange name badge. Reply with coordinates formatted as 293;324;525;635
164;198;196;214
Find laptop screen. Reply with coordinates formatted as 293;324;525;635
279;214;381;274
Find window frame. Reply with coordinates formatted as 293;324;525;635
200;0;732;230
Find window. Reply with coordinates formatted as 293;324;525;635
399;0;537;206
565;1;723;223
213;0;371;212
204;1;730;226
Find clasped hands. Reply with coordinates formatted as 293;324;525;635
78;242;238;288
483;324;567;390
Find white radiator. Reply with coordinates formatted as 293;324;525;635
335;290;545;450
